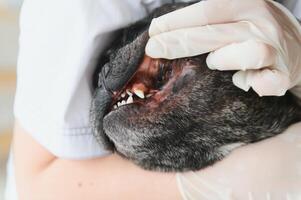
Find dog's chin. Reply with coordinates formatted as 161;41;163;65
103;103;147;152
103;91;173;151
103;103;162;170
103;101;219;172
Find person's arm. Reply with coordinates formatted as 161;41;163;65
13;122;181;200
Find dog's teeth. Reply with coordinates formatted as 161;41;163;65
146;94;152;98
117;102;122;107
113;105;117;109
126;96;133;104
126;90;133;96
121;92;126;98
121;100;126;105
133;89;144;99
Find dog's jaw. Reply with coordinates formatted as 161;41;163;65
92;3;301;172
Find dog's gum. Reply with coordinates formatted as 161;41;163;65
126;55;161;93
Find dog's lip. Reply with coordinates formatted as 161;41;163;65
107;56;163;112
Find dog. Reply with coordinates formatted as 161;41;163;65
90;3;301;172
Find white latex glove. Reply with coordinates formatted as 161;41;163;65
146;0;301;97
176;122;301;200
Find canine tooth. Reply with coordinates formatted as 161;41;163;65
146;94;153;98
114;105;117;109
134;89;145;99
121;92;126;98
126;96;133;104
121;100;126;105
117;102;122;107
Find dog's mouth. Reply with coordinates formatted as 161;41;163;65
107;56;190;113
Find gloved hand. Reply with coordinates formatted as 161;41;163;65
146;0;301;97
176;122;301;200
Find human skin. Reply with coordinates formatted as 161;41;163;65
13;122;181;200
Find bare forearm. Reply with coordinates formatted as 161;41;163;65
13;122;181;200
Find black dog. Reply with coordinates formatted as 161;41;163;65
90;3;301;172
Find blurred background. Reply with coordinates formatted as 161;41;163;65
0;0;22;198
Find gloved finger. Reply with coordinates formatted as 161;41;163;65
206;40;276;71
149;0;265;37
177;122;301;200
232;69;291;96
146;22;258;59
177;172;232;200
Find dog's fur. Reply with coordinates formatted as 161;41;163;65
90;3;301;172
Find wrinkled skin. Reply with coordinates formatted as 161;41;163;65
90;3;301;172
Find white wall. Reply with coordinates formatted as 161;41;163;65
0;19;19;70
0;0;21;70
0;0;22;8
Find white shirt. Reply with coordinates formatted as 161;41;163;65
5;0;301;199
14;0;153;159
5;0;170;199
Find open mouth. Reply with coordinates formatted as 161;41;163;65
107;56;197;113
108;55;178;112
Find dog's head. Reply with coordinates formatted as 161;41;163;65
90;3;301;171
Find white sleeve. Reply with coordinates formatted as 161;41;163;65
14;0;150;159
